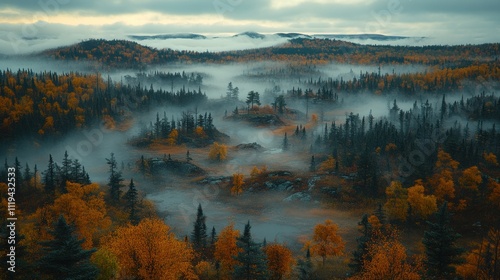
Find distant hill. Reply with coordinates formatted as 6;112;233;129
312;33;413;41
129;33;206;40
276;33;312;39
39;38;500;69
233;31;266;39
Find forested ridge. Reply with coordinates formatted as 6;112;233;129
43;38;500;68
0;69;206;146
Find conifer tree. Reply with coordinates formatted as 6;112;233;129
191;204;208;255
233;221;269;280
123;179;139;224
423;202;464;278
106;153;124;202
310;156;316;172
61;150;71;191
297;248;313;280
350;214;370;273
38;215;98;280
44;154;56;194
283;133;289;151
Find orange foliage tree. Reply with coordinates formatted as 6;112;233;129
264;243;295;280
231;173;244;196
430;149;459;202
208;142;227;161
309;219;345;266
407;180;438;220
104;218;197;280
456;229;500;280
384;181;409;222
22;182;111;251
458;166;482;192
214;223;241;279
349;234;422;280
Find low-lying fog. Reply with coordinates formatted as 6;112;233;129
0;55;484;251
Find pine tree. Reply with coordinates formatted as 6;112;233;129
297;248;313;280
139;155;146;177
14;157;22;193
23;162;31;188
38;215;98;280
283;133;289;151
233;221;269;280
191;204;208;257
106;153;124;202
211;226;217;246
123;179;139;224
350;214;371;273
423;202;464;278
61;150;71;191
44;154;56;194
310;156;316;172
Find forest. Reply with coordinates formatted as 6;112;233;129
1;37;500;280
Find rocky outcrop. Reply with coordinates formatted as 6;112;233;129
283;192;312;202
236;142;263;150
149;158;205;176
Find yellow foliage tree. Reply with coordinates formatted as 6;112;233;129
349;236;422;280
104;218;197;280
208;142;227;161
427;150;460;203
22;182;111;251
250;166;262;178
91;248;120;280
309;219;345;266
483;152;499;166
214;223;241;279
264;243;295;280
167;129;179;146
407;180;438;220
195;126;206;138
231;173;244;196
488;178;500;209
384;181;409;222
456;229;500;280
319;156;336;173
458;166;482;192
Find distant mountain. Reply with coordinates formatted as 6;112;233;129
126;32;424;43
312;33;420;41
129;33;206;40
232;31;266;39
275;33;311;39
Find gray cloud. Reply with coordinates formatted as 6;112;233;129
0;0;498;52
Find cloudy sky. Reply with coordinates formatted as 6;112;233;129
1;0;499;54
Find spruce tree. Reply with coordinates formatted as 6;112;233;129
44;154;56;194
61;150;71;191
210;226;217;246
191;204;208;256
14;157;22;194
283;133;289;151
310;155;316;172
106;153;124;202
423;202;464;278
38;215;98;280
233;221;269;280
297;247;313;280
349;214;371;273
123;179;139;224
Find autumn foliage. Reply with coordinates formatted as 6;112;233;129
104;218;197;280
264;243;295;280
308;219;345;266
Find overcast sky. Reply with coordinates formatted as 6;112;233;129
0;0;499;54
